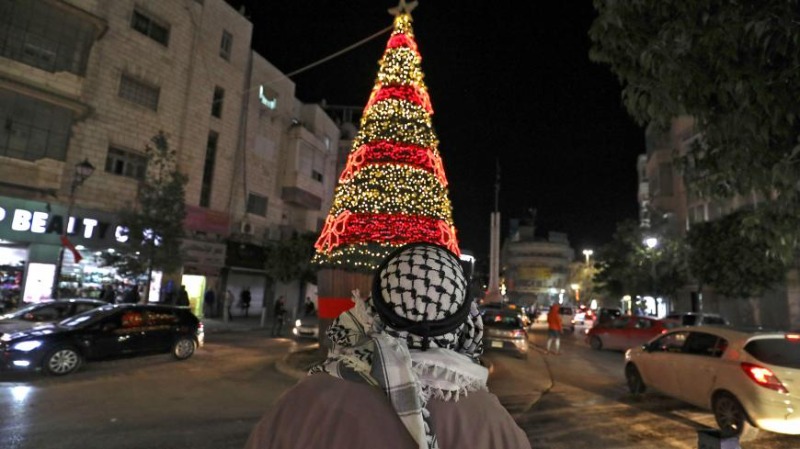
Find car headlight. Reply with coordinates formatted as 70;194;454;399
12;340;43;352
295;319;302;327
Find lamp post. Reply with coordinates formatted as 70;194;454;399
643;237;658;304
582;249;594;265
52;158;95;299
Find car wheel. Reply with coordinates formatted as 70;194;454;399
625;364;646;396
43;346;83;376
172;337;196;360
712;392;759;441
589;336;603;350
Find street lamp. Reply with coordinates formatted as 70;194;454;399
582;249;594;265
52;158;95;299
643;237;658;307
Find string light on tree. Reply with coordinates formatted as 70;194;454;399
313;3;460;271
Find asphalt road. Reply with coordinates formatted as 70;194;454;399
499;325;800;449
2;326;798;449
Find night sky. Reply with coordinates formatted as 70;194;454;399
224;0;645;263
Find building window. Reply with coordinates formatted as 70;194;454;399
118;74;160;111
131;9;170;46
105;146;147;180
246;193;268;216
0;89;72;161
0;0;95;75
199;131;218;208
211;87;224;118
220;30;232;60
299;143;325;184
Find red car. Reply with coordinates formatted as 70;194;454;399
586;315;668;351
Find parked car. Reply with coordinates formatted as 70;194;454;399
624;326;800;440
482;310;529;359
0;304;204;376
586;315;668;351
663;312;730;328
292;315;320;340
0;299;107;335
558;306;575;331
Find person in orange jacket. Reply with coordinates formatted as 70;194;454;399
546;303;564;355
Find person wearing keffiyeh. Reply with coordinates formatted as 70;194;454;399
244;243;531;449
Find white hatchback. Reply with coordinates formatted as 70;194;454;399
624;326;800;441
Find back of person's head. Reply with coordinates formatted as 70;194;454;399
371;243;479;353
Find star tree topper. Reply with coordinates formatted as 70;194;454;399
388;0;418;16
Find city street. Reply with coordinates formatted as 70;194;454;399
514;325;799;449
1;325;798;449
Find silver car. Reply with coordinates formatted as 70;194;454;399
625;326;800;440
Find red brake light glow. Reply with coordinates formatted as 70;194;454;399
493;315;502;322
786;334;800;341
741;362;788;393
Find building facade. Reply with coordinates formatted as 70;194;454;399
0;0;340;317
639;117;800;328
501;219;575;309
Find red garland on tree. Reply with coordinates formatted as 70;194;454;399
313;4;460;273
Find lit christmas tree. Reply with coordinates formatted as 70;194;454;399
313;2;460;273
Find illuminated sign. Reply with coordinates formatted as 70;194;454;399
0;196;129;247
259;85;277;110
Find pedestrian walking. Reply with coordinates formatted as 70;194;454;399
177;285;190;307
122;284;140;304
303;296;315;317
245;243;531;449
271;296;287;336
99;284;116;303
204;287;216;317
240;287;252;317
546;303;564;355
225;289;234;321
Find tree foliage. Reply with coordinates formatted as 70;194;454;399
590;0;800;261
594;220;688;301
102;132;187;278
687;208;787;298
264;232;319;284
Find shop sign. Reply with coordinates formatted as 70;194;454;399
0;196;128;247
180;239;226;274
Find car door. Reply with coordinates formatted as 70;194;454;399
627;318;659;350
80;311;143;359
137;309;179;353
636;331;689;397
673;331;726;407
605;316;632;350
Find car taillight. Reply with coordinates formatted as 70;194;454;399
511;329;525;339
741;362;788;393
786;334;800;341
197;322;204;332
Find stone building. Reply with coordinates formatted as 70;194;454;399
0;0;339;317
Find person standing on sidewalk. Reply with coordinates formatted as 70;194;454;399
244;243;531;449
271;296;287;337
240;287;252;318
546;303;564;355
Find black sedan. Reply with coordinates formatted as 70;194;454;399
0;298;107;335
0;304;204;376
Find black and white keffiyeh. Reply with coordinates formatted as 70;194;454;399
310;244;487;449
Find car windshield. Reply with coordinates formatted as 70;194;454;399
59;306;117;328
744;338;800;369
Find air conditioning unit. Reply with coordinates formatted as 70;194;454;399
239;221;254;235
